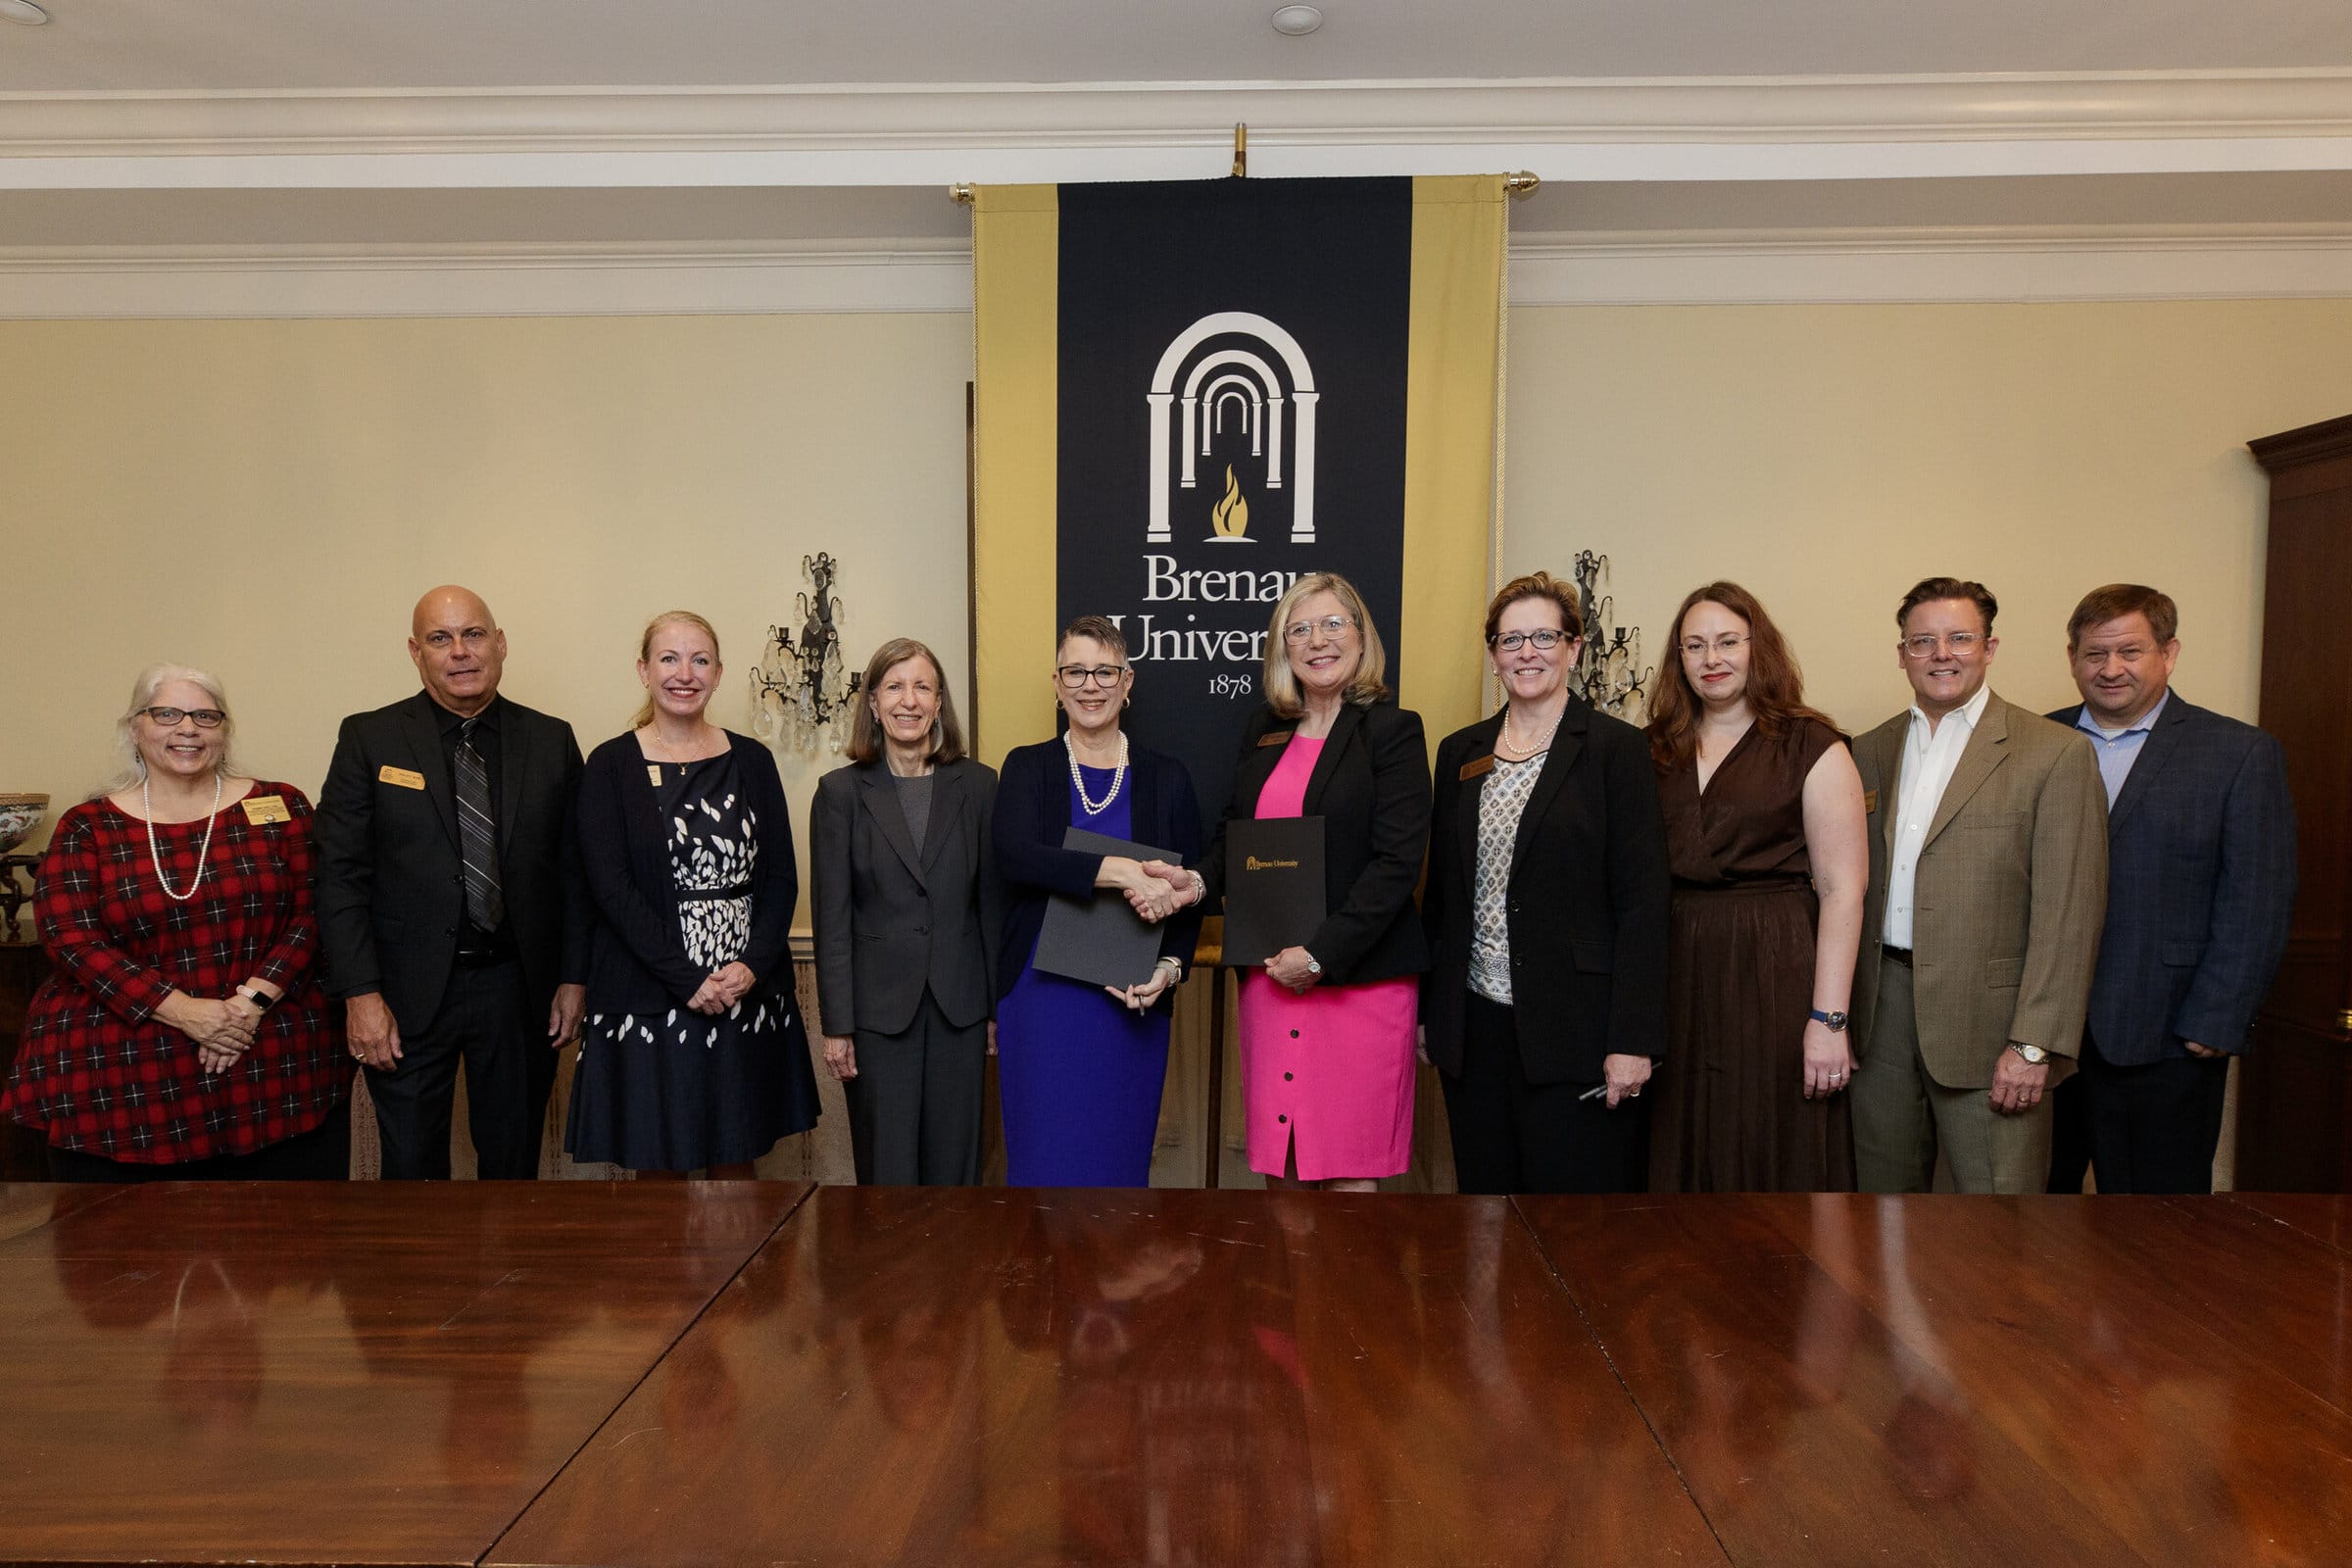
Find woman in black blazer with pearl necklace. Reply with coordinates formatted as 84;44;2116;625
1422;572;1671;1195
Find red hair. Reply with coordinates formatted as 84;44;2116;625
1647;581;1838;770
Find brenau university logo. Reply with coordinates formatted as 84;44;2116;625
1146;311;1319;547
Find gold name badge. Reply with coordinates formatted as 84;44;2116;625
1458;755;1495;781
240;794;292;825
1257;730;1295;749
379;765;428;791
647;764;664;787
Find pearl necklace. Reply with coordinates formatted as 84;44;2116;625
1064;731;1129;816
1499;703;1563;759
144;770;222;904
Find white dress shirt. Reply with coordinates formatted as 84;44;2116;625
1882;683;1993;950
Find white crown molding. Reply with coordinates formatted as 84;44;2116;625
0;73;2349;189
1508;227;2352;305
0;240;977;318
1;228;2347;318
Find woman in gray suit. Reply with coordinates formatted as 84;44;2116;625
810;638;1003;1184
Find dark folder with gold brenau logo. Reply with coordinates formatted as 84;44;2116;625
1033;827;1184;990
1221;815;1326;967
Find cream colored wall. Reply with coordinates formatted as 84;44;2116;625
5;298;2349;899
1499;299;2352;735
0;315;977;908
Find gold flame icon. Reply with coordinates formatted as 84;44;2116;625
1210;465;1250;539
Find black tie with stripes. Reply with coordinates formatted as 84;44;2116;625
455;717;505;931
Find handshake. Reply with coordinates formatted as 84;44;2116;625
1112;857;1204;924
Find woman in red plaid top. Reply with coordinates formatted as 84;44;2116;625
4;664;348;1179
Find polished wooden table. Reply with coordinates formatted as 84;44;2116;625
1;1185;2346;1567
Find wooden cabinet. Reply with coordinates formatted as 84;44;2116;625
0;936;54;1180
2238;415;2352;1190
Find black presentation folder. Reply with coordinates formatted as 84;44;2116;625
1221;816;1326;968
1032;827;1183;990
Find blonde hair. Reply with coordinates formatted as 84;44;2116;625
632;611;723;728
1261;571;1390;718
95;662;239;799
847;638;966;764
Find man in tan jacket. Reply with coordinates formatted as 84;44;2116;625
1849;576;2108;1193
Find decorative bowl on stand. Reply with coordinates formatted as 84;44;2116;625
0;793;46;856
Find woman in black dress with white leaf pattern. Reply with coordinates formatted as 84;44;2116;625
568;611;819;1176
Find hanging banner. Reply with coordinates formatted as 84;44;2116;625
973;174;1504;833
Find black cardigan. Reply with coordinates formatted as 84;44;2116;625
1197;701;1431;987
1420;701;1670;1085
990;736;1204;1003
574;729;799;1014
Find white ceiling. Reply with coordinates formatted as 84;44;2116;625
5;0;2350;89
1;0;2348;309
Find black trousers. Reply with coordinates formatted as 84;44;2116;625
365;957;553;1181
2050;1033;2230;1195
1442;991;1646;1196
46;1100;354;1183
844;991;988;1186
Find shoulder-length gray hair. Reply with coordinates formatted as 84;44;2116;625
1261;571;1391;719
92;663;239;799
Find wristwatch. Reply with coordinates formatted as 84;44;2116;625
1156;956;1185;984
2008;1041;2048;1065
1808;1008;1848;1033
236;985;275;1011
1303;954;1322;977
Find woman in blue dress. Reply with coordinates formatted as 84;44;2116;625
991;614;1203;1186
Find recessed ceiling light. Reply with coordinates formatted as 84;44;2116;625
1271;5;1322;36
0;0;50;24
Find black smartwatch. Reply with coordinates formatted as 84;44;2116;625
237;985;276;1011
1808;1007;1848;1033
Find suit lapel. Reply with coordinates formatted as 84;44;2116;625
399;693;462;852
495;700;529;855
1299;704;1366;816
1454;711;1505;900
919;762;960;872
1511;701;1588;879
2104;693;2187;836
858;764;925;886
1872;720;1905;863
1923;694;2010;850
1129;746;1163;850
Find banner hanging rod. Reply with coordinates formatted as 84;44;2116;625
950;162;1544;203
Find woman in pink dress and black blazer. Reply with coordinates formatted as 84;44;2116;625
1164;572;1430;1192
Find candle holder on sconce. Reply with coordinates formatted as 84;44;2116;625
750;553;863;750
1567;551;1653;721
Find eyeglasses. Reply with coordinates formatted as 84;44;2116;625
1056;664;1127;689
144;707;225;728
1900;632;1984;660
1283;614;1355;643
1491;628;1572;653
1679;634;1750;659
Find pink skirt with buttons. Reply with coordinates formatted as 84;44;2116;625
1237;971;1418;1181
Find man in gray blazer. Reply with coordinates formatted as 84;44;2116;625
1849;577;2109;1194
2045;584;2295;1193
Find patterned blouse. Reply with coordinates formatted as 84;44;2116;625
3;784;345;1163
1468;755;1545;1004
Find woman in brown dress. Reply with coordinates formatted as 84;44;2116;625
1647;582;1868;1191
